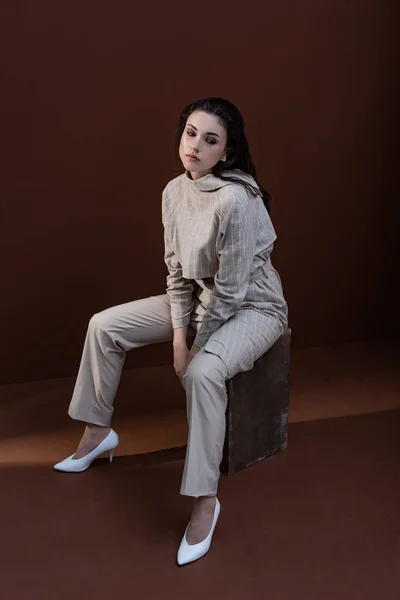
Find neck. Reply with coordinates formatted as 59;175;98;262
189;168;213;181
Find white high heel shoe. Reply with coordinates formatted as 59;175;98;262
177;497;221;566
53;429;119;473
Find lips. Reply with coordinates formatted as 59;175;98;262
186;154;200;161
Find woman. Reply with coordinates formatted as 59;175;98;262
54;97;288;566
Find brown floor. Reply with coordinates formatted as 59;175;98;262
0;339;399;599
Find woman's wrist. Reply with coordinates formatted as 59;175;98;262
173;326;188;348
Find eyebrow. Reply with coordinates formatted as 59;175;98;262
187;123;220;138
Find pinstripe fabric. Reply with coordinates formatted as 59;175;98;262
162;169;288;378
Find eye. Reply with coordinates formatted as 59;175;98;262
206;138;217;145
186;130;195;137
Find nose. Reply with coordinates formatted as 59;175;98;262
190;141;200;152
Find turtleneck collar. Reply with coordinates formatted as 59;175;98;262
184;169;257;193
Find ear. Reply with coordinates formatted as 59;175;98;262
220;147;229;162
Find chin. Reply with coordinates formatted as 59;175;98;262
182;159;201;172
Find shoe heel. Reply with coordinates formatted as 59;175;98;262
109;449;114;462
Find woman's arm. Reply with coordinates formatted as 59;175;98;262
173;325;188;347
162;189;194;333
173;324;200;386
194;192;256;348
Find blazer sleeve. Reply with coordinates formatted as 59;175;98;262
194;191;256;348
162;190;194;329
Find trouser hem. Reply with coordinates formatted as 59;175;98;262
179;488;218;498
68;408;112;428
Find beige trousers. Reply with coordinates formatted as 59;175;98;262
68;294;229;498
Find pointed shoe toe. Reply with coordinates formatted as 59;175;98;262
177;498;221;566
53;429;119;473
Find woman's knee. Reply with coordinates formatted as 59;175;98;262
183;351;228;386
88;308;114;332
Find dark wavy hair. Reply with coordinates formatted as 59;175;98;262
176;97;271;214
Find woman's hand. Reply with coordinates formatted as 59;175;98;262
173;342;201;387
173;344;190;386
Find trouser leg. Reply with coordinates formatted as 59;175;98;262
68;294;174;426
179;308;285;497
180;350;229;497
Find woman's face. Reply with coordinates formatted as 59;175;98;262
179;110;228;180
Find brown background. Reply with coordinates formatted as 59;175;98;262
1;1;398;385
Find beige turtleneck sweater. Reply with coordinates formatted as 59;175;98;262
161;169;281;349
